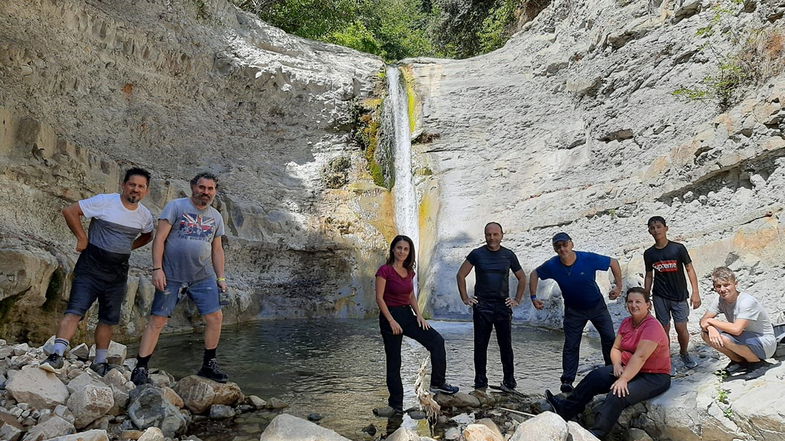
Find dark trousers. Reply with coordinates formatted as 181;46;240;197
556;365;670;438
379;306;447;410
562;302;616;385
473;300;515;388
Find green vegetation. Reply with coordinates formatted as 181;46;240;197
673;0;785;110
352;93;387;187
714;369;734;418
231;0;540;61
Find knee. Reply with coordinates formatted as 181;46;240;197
204;310;223;326
147;316;168;331
62;313;82;325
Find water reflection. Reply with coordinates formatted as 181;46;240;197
146;319;601;440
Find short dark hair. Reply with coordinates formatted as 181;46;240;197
626;286;651;303
385;235;416;271
123;167;151;185
484;222;504;234
647;216;667;228
190;172;218;188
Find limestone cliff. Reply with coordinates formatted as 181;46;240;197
0;0;389;342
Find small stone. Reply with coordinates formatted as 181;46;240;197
208;404;235;419
372;406;397;418
12;344;30;357
361;424;377;436
266;397;288;409
307;412;322;421
247;395;266;409
71;344;90;361
137;426;164;441
407;410;426;420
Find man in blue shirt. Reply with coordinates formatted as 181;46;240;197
530;232;622;393
457;222;526;392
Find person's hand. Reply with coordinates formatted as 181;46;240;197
75;237;88;252
691;294;702;309
218;280;228;293
610;378;629;397
152;269;167;291
609;286;622;300
532;299;545;310
505;298;520;308
462;296;478;306
707;326;723;347
613;363;624;377
389;319;403;335
417;315;430;330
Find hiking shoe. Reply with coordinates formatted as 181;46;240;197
680;353;698;369
544;389;564;417
560;382;574;393
40;353;64;373
197;358;229;383
89;362;111;377
429;383;459;395
739;360;765;373
131;366;150;386
499;383;518;393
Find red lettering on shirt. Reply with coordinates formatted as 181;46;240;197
652;260;678;272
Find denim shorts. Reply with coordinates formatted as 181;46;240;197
65;244;130;325
150;277;221;317
723;331;769;360
653;296;690;326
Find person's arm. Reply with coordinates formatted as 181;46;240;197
151;220;173;291
643;270;653;297
62;203;88;252
456;260;478;305
212;235;227;292
409;290;430;330
685;262;701;309
506;269;527;308
610;339;659;397
705;317;750;336
529;268;544;310
610;333;624;377
376;276;402;335
132;232;153;250
609;258;622;300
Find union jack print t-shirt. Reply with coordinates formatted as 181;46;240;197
160;197;225;282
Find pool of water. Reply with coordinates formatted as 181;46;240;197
146;319;602;440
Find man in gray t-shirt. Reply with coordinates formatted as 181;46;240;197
700;267;776;373
132;172;230;385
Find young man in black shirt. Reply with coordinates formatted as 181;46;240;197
643;216;701;371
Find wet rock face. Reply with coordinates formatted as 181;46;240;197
411;0;785;326
0;0;389;341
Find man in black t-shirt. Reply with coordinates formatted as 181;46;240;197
644;216;701;371
456;222;526;392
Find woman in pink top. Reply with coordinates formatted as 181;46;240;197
376;235;458;414
545;287;671;438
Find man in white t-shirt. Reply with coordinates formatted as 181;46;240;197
700;266;776;374
41;168;155;375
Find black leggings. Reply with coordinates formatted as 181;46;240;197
379;306;447;410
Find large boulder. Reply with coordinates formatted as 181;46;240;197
66;384;114;429
174;375;242;414
258;414;351;441
88;342;127;365
510;412;569;441
44;429;109;441
6;366;69;408
21;415;75;441
464;423;504;441
127;385;187;438
434;391;481;409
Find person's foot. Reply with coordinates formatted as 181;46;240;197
499;382;518;393
89;362;112;377
680;353;698;369
560;382;574;393
197;358;229;383
474;381;488;390
721;360;745;374
430;382;459;394
740;360;766;373
544;389;564;417
40;353;64;373
131;366;150;386
670;365;677;377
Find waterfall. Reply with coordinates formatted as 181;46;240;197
386;66;420;284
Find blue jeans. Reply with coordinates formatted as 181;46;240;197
562;302;615;384
150;277;221;317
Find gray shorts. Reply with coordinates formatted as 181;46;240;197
653;296;689;327
722;331;768;360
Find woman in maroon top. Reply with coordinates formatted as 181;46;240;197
376;235;459;413
545;287;671;438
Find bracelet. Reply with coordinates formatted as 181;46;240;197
217;277;226;282
530;295;537;300
151;267;162;272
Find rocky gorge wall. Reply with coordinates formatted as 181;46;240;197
0;0;390;343
410;0;785;329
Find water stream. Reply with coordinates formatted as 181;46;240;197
148;319;602;440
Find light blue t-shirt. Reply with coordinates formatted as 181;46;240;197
161;198;225;282
536;251;611;310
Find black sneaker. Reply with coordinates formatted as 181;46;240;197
131;366;150;386
560;382;574;393
499;383;518;393
197;358;229;383
429;382;459;394
89;362;112;377
545;389;564;416
40;353;64;373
